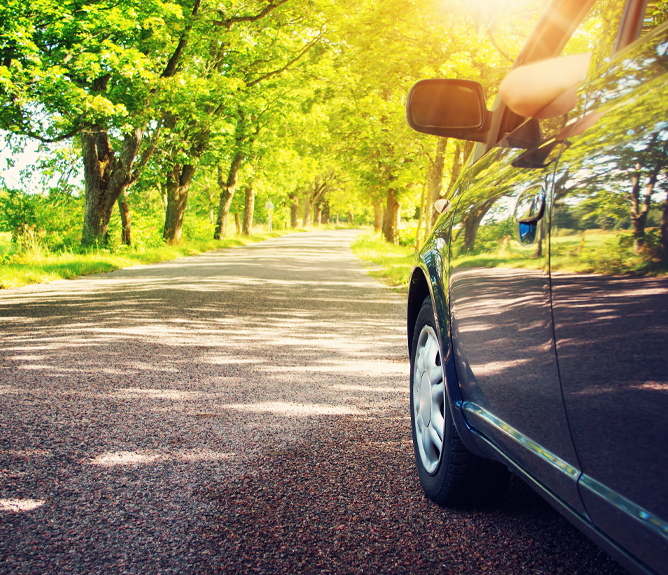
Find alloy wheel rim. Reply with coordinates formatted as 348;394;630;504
413;325;446;475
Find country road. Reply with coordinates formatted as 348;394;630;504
0;230;624;574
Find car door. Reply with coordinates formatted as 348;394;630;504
449;0;625;513
550;7;668;573
449;138;586;511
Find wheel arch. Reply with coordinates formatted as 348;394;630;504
407;265;433;357
408;258;486;458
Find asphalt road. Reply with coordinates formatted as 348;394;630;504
0;229;625;574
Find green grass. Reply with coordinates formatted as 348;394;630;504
450;229;668;276
0;230;303;290
350;228;668;294
351;232;415;291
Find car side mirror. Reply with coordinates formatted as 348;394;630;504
406;79;491;143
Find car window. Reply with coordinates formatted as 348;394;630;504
640;0;668;35
536;0;626;136
561;0;624;57
492;0;623;149
562;0;626;73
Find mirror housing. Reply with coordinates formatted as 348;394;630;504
406;79;491;142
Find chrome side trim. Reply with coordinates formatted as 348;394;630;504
469;428;656;575
462;402;580;481
580;474;668;541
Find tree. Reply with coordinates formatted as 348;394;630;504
0;0;200;245
153;0;324;242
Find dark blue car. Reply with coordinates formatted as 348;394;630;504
405;1;668;574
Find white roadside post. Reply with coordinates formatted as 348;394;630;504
265;198;274;232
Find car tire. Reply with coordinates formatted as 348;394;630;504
410;295;510;506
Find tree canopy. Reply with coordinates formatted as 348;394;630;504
1;0;551;248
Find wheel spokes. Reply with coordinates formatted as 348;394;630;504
428;424;443;453
431;408;445;440
413;324;447;476
431;380;445;402
422;423;432;455
425;336;439;368
428;364;443;386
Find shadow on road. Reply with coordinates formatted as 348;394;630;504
0;231;625;574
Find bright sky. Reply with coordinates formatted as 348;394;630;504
0;135;83;194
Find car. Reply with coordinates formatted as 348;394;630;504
405;1;668;574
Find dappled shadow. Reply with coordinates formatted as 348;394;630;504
552;273;668;523
197;416;624;575
0;230;411;572
0;231;625;573
450;267;577;471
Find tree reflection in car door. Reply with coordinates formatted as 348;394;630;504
449;0;627;515
550;21;668;573
450;136;584;511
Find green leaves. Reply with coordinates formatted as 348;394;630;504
0;0;190;138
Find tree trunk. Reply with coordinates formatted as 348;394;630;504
163;163;197;244
383;189;400;243
163;122;209;244
289;191;299;227
442;141;475;228
661;192;668;259
427;138;448;229
117;190;131;246
81;127;143;246
214;151;244;239
373;200;383;233
462;216;482;253
235;212;241;234
348;210;355;225
415;183;427;249
630;166;655;254
461;198;496;253
321;201;330;224
302;197;312;227
161;184;168;211
242;183;255;236
534;218;543;258
314;203;322;226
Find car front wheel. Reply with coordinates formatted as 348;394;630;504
410;295;509;506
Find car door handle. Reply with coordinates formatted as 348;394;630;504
514;186;546;224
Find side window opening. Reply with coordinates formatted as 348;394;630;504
616;0;668;53
495;0;625;146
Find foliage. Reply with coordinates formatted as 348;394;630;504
10;0;656;274
0;229;303;289
0;187;83;250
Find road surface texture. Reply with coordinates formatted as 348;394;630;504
0;230;625;575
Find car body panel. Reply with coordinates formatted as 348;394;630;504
405;2;668;573
550;21;668;573
448;136;584;512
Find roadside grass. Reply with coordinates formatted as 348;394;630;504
454;229;668;275
352;232;415;291
350;227;668;297
0;230;305;290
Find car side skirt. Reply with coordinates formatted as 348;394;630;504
463;402;586;515
469;428;657;575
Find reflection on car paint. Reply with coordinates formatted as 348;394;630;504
448;130;580;506
551;21;668;575
463;401;581;482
